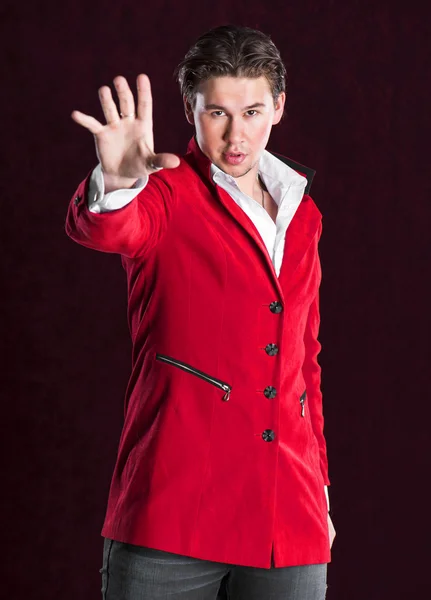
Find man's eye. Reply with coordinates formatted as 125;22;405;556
211;111;225;117
246;110;258;116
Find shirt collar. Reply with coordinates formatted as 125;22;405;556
210;150;308;206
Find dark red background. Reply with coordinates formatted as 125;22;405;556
2;1;430;598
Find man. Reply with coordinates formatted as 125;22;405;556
66;25;335;600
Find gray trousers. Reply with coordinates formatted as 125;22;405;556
101;538;327;600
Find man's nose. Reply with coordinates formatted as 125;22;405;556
223;117;245;145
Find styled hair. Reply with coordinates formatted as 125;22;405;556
175;25;286;106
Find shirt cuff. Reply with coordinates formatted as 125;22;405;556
88;164;149;214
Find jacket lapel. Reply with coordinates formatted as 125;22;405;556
216;184;284;290
186;137;321;298
186;137;284;294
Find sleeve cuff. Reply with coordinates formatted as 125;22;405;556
88;164;149;214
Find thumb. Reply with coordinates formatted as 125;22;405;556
150;153;181;171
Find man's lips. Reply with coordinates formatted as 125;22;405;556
222;152;246;165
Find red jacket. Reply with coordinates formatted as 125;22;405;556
66;137;331;568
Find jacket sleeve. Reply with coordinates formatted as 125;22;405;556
302;225;330;486
65;170;176;258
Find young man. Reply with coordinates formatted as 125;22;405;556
66;25;335;600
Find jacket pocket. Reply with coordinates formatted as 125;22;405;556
299;390;307;417
156;353;232;401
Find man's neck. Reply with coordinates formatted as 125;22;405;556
233;167;261;200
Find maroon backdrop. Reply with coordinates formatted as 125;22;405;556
2;1;430;598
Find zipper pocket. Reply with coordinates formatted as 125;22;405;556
156;354;232;401
299;390;307;417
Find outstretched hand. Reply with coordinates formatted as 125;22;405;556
71;74;180;192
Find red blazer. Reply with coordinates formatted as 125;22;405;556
66;137;331;568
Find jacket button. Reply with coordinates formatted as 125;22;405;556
265;343;279;356
74;195;81;206
269;301;283;314
262;429;275;442
264;386;277;399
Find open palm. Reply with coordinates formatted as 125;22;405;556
71;74;180;189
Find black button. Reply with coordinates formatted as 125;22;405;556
264;386;277;399
74;195;81;206
269;301;283;314
262;429;275;442
265;343;279;356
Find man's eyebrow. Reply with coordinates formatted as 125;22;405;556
204;103;266;111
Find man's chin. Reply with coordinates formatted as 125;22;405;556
216;161;254;179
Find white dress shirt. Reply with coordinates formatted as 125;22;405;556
87;152;330;510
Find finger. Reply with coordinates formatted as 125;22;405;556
136;74;153;134
149;153;181;171
71;110;104;135
113;76;136;119
98;85;120;124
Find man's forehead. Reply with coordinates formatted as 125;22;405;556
195;75;273;103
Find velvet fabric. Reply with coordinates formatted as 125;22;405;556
66;138;330;568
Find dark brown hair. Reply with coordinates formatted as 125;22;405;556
175;25;286;106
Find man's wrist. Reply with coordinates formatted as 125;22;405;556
103;172;139;193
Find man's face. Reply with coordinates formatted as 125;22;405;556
184;76;285;180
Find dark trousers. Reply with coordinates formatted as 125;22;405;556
101;538;327;600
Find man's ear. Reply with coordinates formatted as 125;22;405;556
272;92;286;125
183;95;195;125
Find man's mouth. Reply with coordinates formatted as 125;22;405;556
223;152;246;165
